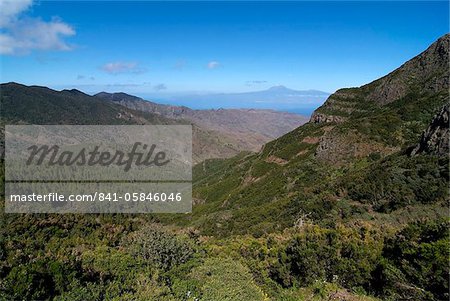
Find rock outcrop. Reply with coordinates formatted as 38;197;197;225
411;103;449;156
310;113;345;124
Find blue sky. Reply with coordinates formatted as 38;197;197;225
0;1;448;99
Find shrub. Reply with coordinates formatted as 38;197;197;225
271;224;383;290
121;224;195;271
188;257;267;301
373;219;450;300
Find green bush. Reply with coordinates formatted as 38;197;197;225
121;224;195;271
344;155;448;212
373;219;449;300
188;257;267;301
271;225;383;290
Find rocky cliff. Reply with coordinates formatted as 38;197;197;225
411;103;449;156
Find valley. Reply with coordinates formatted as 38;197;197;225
0;83;307;163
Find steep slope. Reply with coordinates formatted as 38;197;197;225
162;38;449;300
168;34;449;237
94;91;309;154
305;33;450;163
311;33;449;122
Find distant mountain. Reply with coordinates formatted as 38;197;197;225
0;83;307;163
140;86;330;115
0;83;243;163
94;91;309;158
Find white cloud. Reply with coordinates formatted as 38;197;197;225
207;61;220;69
0;0;32;27
153;83;167;91
101;61;147;75
106;83;141;88
0;0;76;55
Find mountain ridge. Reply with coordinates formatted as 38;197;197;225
94;91;309;155
0;82;308;163
311;33;449;124
0;83;246;163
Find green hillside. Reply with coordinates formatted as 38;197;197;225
158;34;449;300
166;34;449;236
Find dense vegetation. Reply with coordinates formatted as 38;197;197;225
0;209;447;300
1;106;447;300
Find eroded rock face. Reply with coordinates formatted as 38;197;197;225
310;113;345;124
314;130;399;164
411;103;449;156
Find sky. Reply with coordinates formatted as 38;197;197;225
0;1;448;102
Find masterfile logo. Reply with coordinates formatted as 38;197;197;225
5;125;192;213
26;142;171;172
